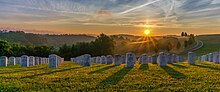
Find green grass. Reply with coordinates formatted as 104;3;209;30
195;35;220;56
0;61;220;91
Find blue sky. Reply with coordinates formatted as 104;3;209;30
0;0;220;35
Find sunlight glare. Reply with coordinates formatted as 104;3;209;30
144;29;151;35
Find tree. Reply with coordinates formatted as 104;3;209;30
34;45;55;57
22;44;35;56
50;33;116;60
188;34;196;45
181;32;184;36
184;32;188;36
58;44;72;60
92;33;115;56
0;40;12;56
11;43;24;56
74;42;93;56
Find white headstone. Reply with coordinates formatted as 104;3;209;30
171;54;177;63
21;55;29;67
35;57;39;65
125;52;136;68
106;55;113;64
188;52;195;65
208;53;213;62
140;54;148;65
49;54;58;68
114;54;121;66
157;52;167;66
16;57;21;65
82;54;91;66
39;57;42;64
8;56;15;66
95;56;101;64
29;56;35;66
0;56;8;67
101;56;107;64
166;54;172;64
213;52;220;64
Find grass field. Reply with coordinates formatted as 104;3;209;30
1;61;220;91
195;35;220;56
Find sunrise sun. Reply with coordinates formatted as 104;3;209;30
144;29;151;35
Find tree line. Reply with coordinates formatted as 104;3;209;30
0;33;114;60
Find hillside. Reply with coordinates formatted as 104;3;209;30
113;36;188;56
195;34;220;56
0;31;96;47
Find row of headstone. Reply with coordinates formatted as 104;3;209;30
198;52;220;64
0;56;49;67
71;52;186;68
71;53;134;68
48;54;64;68
138;53;186;66
71;54;91;66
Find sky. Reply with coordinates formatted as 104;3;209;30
0;0;220;35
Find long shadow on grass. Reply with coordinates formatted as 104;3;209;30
139;64;149;71
21;67;84;79
89;65;116;74
0;67;47;74
161;66;186;79
170;63;187;68
96;67;132;88
193;64;220;71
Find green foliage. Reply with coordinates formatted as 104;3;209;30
58;44;72;60
92;33;115;56
57;34;115;60
188;34;196;45
34;45;55;57
0;40;12;56
0;33;114;60
11;43;25;56
0;40;55;57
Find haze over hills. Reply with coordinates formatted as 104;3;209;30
1;29;220;55
0;31;96;47
0;30;144;47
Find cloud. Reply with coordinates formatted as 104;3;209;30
119;0;161;15
0;0;220;32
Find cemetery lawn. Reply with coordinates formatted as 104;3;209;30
1;61;220;91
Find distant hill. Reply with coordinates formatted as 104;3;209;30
111;34;141;40
0;31;96;47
